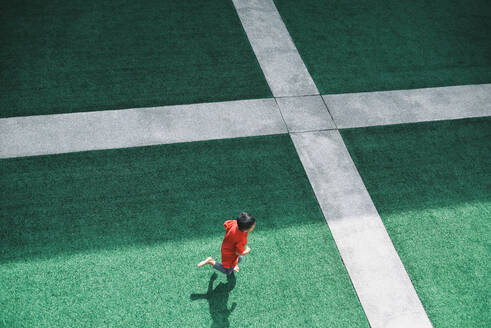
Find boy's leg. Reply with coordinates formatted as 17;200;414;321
197;257;215;267
199;256;241;275
213;262;235;275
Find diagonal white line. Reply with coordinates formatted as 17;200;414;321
233;1;437;327
232;0;318;97
290;131;433;328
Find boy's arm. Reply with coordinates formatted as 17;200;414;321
235;246;251;256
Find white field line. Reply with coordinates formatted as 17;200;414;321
275;95;336;132
324;84;491;128
2;84;488;159
0;99;286;158
291;131;433;328
233;1;435;327
232;0;318;97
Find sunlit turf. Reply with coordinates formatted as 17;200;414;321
1;134;368;327
341;117;491;328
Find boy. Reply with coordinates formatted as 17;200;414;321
197;212;255;275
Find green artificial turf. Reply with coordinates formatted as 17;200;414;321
274;0;491;94
340;117;491;328
0;1;271;118
0;135;368;327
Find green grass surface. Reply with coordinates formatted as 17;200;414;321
0;0;271;118
274;0;491;94
340;117;491;328
1;135;368;327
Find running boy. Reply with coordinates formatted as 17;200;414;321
197;212;255;275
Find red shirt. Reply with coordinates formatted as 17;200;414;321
221;220;248;268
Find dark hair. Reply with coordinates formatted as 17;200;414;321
237;212;255;231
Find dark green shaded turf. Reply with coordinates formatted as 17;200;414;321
0;1;271;118
274;0;491;94
0;135;368;327
340;117;491;328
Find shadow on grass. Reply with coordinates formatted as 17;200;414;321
0;134;325;263
190;273;237;328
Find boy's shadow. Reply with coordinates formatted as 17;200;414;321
190;272;237;328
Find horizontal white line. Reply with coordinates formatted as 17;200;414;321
290;130;433;328
324;84;491;129
2;83;488;159
0;98;286;158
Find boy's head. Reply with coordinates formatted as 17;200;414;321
237;212;256;232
